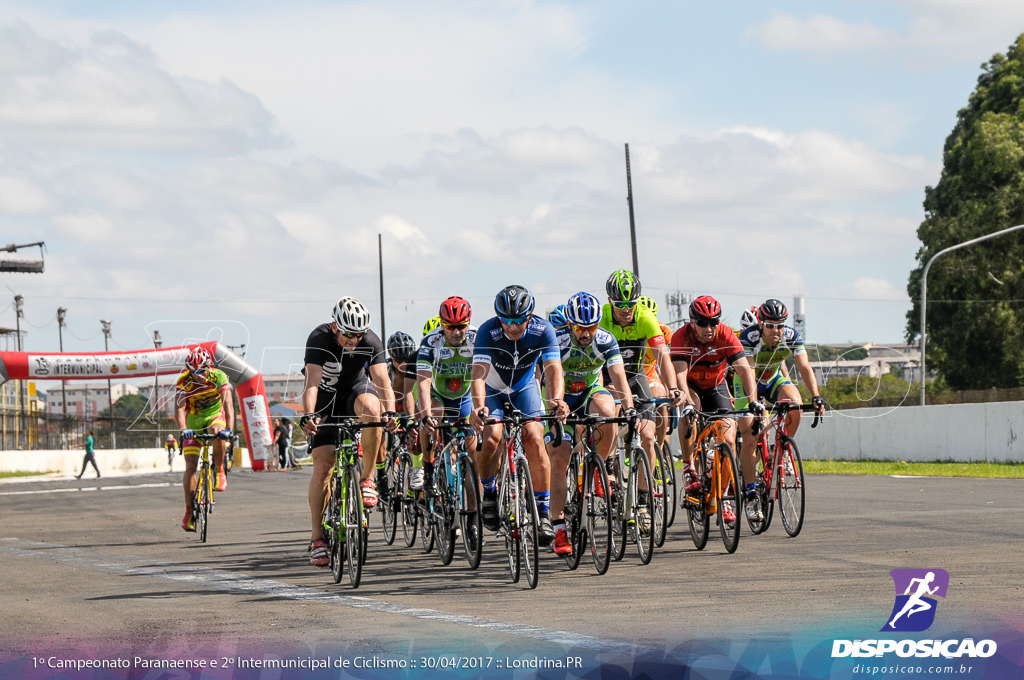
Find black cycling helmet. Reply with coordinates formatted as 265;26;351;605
494;284;535;319
386;331;417;363
758;298;788;322
605;268;642;303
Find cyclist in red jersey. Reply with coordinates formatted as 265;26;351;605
670;296;761;515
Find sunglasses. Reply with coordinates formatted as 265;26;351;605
340;331;364;339
694;318;719;328
443;323;469;331
612;300;637;309
571;323;599;334
188;367;209;376
761;322;785;330
499;315;529;326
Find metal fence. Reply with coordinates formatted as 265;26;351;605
0;409;182;450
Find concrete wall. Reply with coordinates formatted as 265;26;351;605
797;401;1024;462
0;447;253;476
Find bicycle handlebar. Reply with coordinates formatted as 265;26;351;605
474;409;564;451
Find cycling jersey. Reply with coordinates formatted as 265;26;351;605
670;323;746;391
417;326;478;399
643;322;673;382
554;326;622;397
303;323;387;414
599;305;666;379
473;316;559;394
175;368;231;419
737;325;807;384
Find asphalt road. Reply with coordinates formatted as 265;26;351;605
1;466;1021;673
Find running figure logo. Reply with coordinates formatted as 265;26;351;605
881;568;950;632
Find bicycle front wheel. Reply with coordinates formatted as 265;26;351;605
651;446;669;548
345;469;364;588
715;442;741;554
381;452;400;546
609;455;627;562
327;479;344;584
686;446;710;551
660;441;678;528
562;450;584;571
499;463;520;583
459;456;483;570
434;461;456;566
745;443;771;536
777;436;806;537
515;457;540;589
398;453;418;547
630;448;655;565
584;453;612;575
197;466;211;543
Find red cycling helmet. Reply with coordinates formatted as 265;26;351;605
439;296;472;325
185;346;212;372
689;295;722;322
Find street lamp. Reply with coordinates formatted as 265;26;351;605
101;320;115;448
153;330;162;444
57;307;67;418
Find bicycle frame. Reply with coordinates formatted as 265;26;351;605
747;400;817;537
431;419;483;569
189;433;221;543
680;408;744;553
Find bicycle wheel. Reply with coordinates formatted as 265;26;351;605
686;445;710;551
660;441;678;528
345;468;364;588
562;450;584;571
745;444;771;536
418;462;436;554
498;462;520;583
398;453;418;547
328;479;344;584
515;456;540;589
434;460;456;566
609;455;627;562
458;456;483;570
381;451;400;546
777;436;806;537
651;447;669;548
584;453;612;575
715;442;741;554
197;465;210;543
630;448;655;564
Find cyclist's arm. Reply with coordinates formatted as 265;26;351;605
672;358;693;406
791;352;823;407
731;354;758;406
416;368;434;416
541;357;568;417
367;362;395;413
470;362;489;413
219;383;235;431
300;363;322;434
654;340;683;404
606;361;635;410
174;392;188;431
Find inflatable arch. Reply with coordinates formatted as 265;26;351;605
0;341;274;469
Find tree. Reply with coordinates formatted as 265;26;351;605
906;34;1024;390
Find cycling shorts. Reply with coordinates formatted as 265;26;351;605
628;374;657;423
309;382;381;451
182;410;227;455
484;381;545;419
545;384;611;444
688;380;735;416
430;390;473;420
757;371;794;404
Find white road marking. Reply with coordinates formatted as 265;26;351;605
0;482;171;496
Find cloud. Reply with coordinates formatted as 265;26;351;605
0;175;54;213
745;13;894;52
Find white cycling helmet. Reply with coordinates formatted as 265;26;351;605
739;306;758;330
332;296;371;334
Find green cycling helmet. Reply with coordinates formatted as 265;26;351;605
605;268;642;303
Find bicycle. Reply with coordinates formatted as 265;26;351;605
635;395;676;547
561;412;630;575
679;407;744;554
318;416;388;588
429;418;483;569
745;400;821;538
607;414;656;564
189;433;226;543
378;418;418;547
477;404;564;589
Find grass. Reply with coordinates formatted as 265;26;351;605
803;459;1024;478
0;470;56;479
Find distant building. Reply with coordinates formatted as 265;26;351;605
44;382;139;417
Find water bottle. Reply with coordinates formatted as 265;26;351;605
705;447;715;471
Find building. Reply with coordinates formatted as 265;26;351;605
262;373;306;404
44;382;139;418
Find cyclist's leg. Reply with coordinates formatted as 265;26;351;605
348;384;382;483
774;380;804;434
630;375;658;489
307;423;339;544
181;430;200;521
648;376;669;447
547;393;584;525
476;392;506;531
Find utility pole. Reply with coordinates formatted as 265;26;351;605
101;320;115;448
153;330;162;445
14;295;25;447
664;290;693;328
378;233;386;341
624;144;640;277
57;307;67;419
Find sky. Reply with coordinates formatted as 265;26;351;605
2;0;1024;378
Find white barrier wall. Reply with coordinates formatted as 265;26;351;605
0;447;252;475
798;401;1024;463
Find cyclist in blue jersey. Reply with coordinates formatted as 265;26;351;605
470;284;569;544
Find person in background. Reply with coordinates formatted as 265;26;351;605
75;429;101;479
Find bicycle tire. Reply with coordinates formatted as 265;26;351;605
496;459;520;583
459;456;483;570
777;436;805;537
651;446;669;548
563;450;584;571
609;453;627;561
197;464;210;543
515;456;540;589
328;478;344;584
435;457;456;566
715;441;741;554
660;441;678;528
630;447;655;564
584;452;612;575
745;443;771;536
381;451;400;546
398;453;418;547
686;444;710;551
345;467;364;588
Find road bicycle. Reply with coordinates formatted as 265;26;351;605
378;418;418;546
744;400;821;538
189;433;227;543
477;404;563;589
319;417;388;588
679;407;744;554
561;412;633;575
429;418;483;569
608;415;656;564
635;396;676;547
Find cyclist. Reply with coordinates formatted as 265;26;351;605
469;284;569;545
670;295;760;523
423;316;442;337
174;346;235;532
386;330;422;488
548;304;568;330
165;433;178;470
599;269;684;536
299;297;397;567
737;298;825;520
547;291;635;555
417;295;477;495
637;295;675;452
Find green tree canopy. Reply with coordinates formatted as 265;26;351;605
906;34;1024;390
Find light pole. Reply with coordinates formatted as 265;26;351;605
14;295;24;446
153;330;162;444
919;222;1024;405
57;307;67;419
101;320;115;448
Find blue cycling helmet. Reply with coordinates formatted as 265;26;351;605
565;291;602;326
494;284;535;319
548;304;568;328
